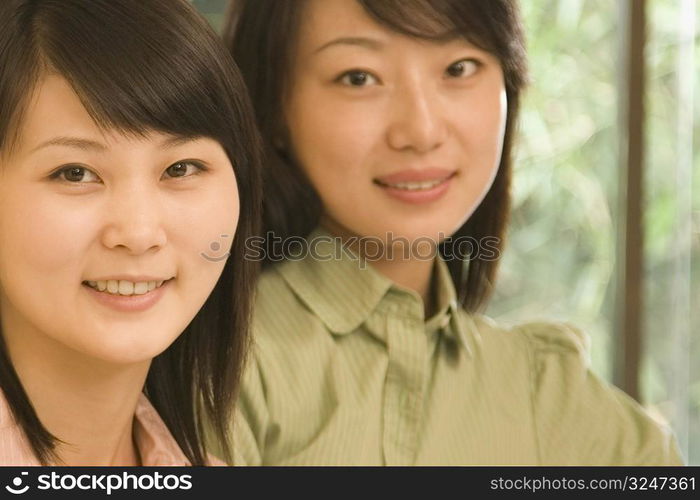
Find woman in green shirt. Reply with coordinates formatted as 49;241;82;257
219;0;683;465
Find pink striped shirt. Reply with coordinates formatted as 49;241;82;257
0;391;222;466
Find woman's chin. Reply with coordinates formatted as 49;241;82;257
64;330;178;367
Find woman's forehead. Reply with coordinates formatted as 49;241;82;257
9;75;104;154
296;0;477;56
11;76;198;154
296;0;383;48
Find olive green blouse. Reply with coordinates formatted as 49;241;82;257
222;228;682;465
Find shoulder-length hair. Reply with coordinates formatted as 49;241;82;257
0;0;262;465
225;0;528;312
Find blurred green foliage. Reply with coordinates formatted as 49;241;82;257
190;0;228;32
643;0;699;466
488;0;699;466
486;0;619;384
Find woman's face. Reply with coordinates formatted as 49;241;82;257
285;0;507;247
0;75;239;366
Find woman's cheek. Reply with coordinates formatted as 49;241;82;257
178;183;239;267
291;85;381;173
12;193;96;274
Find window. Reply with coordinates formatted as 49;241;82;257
487;0;699;465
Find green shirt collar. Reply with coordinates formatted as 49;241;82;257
425;254;476;356
276;226;474;354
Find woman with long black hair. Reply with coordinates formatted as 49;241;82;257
0;0;261;465
220;0;681;465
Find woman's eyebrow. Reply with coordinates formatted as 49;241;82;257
313;36;384;55
30;136;107;154
312;34;481;56
29;134;198;154
160;134;200;149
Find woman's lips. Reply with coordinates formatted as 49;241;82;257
82;278;173;313
373;169;457;204
374;168;456;185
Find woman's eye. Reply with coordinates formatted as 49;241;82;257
163;161;206;179
445;59;480;78
338;70;379;87
52;166;100;183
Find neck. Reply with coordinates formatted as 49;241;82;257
320;219;437;316
2;314;149;466
371;257;436;316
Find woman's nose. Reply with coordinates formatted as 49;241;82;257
100;186;167;255
385;80;447;154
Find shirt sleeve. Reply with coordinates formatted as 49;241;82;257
515;321;684;465
230;347;269;466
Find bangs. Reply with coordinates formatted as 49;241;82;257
30;0;240;142
357;0;494;52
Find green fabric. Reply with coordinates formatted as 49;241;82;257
217;227;683;465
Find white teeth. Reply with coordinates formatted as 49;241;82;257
387;179;445;191
107;280;119;294
86;279;168;296
118;280;134;295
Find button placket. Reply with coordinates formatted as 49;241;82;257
381;303;428;465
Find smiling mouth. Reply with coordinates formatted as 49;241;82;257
82;278;173;297
373;172;457;191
